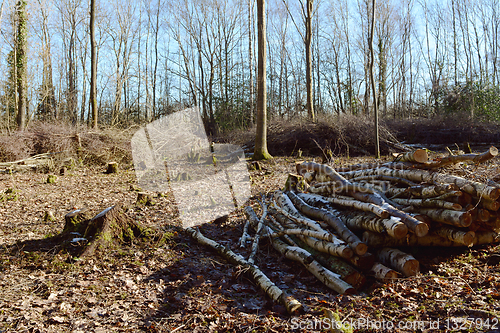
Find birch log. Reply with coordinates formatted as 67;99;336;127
245;207;355;294
187;226;302;314
370;262;399;281
362;230;463;247
298;236;353;260
287;192;367;255
291;238;366;290
339;212;408;239
392;197;462;211
424;146;498;168
434;226;475;246
377;248;419;277
340;167;500;201
397;149;429;163
416;208;472;227
297;192;389;218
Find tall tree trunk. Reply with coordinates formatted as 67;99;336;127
369;0;380;158
90;0;98;128
16;0;27;131
305;0;315;122
248;0;254;125
254;0;271;161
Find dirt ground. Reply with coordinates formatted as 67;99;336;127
0;155;500;333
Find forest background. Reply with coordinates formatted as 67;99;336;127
0;0;499;137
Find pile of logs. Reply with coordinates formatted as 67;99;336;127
189;147;500;314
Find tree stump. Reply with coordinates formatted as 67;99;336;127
62;205;149;258
105;162;118;174
137;192;155;206
47;175;57;184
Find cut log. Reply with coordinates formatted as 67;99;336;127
416;208;472;228
397;149;429;163
424;146;498;168
245;207;355;294
253;208;365;289
287;192;367;255
392;197;462;211
339;212;408;239
346;253;376;271
434;226;475;246
377;248;419;277
475;198;500;212
340;167;500;201
298;236;353;260
187;225;302;314
248;198;268;264
297;192;389;218
271;195;324;232
385;184;460;199
362;230;465;247
371;262;399;281
349;174;417;187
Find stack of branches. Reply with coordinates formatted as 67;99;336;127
0;152;59;173
189;147;500;312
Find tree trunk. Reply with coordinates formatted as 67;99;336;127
305;0;315;122
253;0;272;160
90;0;98;129
16;0;27;131
369;0;379;158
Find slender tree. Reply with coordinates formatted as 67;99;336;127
304;0;315;121
253;0;271;161
90;0;98;128
15;0;27;130
369;0;379;158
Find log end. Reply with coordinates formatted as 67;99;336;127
281;294;303;315
489;188;500;201
413;149;429;164
402;259;420;277
354;242;368;256
392;223;409;239
477;209;491;222
489;146;499;156
462;231;476;247
460;212;473;227
342;247;354;260
343;287;357;295
414;222;429;237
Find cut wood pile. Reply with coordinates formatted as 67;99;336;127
189;147;500;314
0;152;58;173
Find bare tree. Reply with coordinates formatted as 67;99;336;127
368;0;379;158
90;0;98;128
15;0;27;130
254;0;271;160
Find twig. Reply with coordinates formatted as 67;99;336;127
248;196;268;264
239;220;251;248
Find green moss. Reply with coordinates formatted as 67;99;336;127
46;175;57;184
0;188;19;202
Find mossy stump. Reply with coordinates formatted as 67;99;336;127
137;192;155;206
62;205;147;258
105;162;118;174
47;175;57;184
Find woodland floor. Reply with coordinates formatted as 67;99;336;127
0;154;500;332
